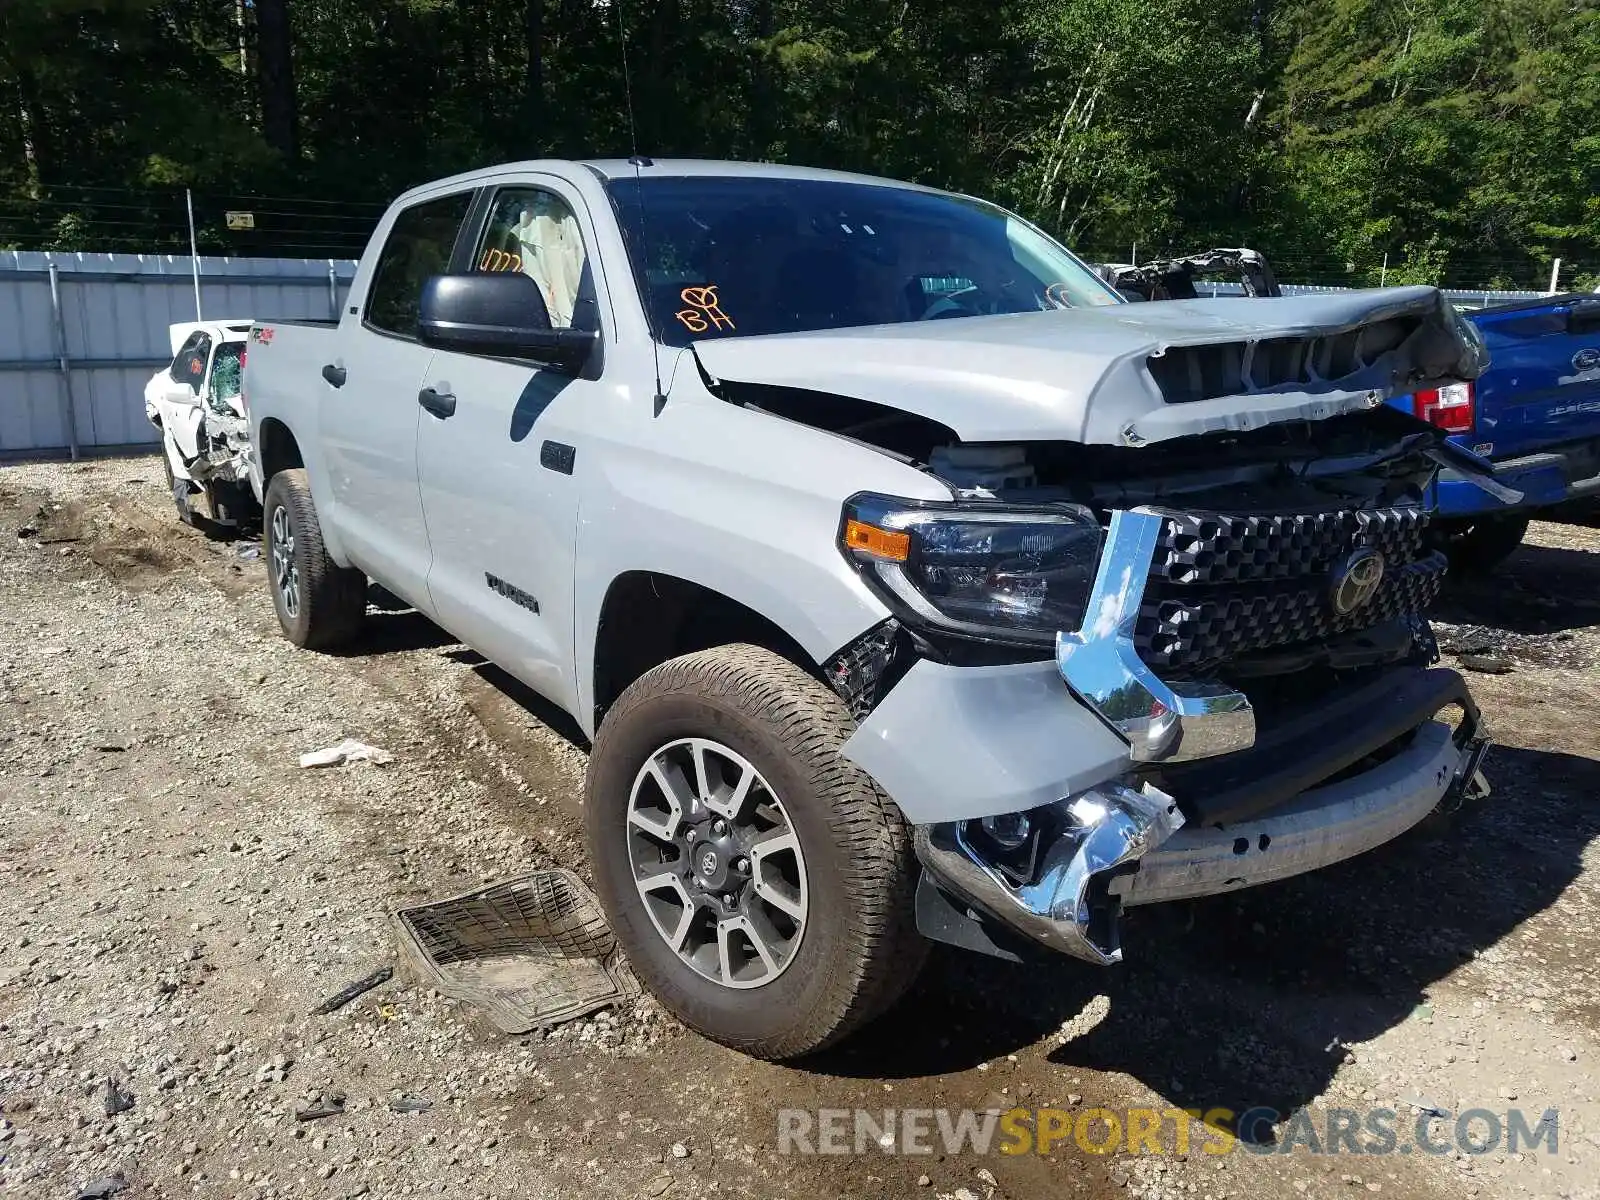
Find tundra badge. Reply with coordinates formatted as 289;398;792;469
485;572;540;614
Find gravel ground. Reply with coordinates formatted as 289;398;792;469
1;455;1598;1200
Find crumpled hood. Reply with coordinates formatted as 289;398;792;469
692;285;1487;445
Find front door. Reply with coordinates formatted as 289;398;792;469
320;190;473;609
416;182;604;713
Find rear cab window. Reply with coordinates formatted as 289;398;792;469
364;192;475;339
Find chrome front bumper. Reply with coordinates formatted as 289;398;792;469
914;784;1185;966
1056;508;1254;764
916;719;1488;965
1110;720;1486;905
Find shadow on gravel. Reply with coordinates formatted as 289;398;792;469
443;648;590;750
1436;543;1600;634
818;744;1600;1140
328;585;460;657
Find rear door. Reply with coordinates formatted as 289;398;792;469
320;190;475;609
415;180;607;712
1470;296;1600;458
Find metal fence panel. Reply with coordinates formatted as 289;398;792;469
0;251;356;456
1;250;1579;457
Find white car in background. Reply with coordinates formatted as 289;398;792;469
143;320;259;528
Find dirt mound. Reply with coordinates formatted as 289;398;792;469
0;478;254;594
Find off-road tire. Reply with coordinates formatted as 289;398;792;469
586;644;926;1060
263;468;367;650
1440;513;1530;575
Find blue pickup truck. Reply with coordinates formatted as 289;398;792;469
1400;292;1600;570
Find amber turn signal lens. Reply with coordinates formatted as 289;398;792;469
844;518;911;562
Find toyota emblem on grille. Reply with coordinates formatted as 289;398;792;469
1329;547;1386;615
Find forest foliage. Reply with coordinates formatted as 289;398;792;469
2;0;1597;288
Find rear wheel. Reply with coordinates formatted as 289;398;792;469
1439;513;1531;575
585;644;925;1060
263;468;367;650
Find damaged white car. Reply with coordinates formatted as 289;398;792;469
143;320;259;528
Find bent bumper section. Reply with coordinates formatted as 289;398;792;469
841;503;1492;967
914;710;1488;966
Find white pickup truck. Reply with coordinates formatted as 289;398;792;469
243;158;1494;1060
144;320;258;527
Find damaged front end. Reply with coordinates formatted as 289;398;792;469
1095;247;1283;301
896;462;1492;966
786;295;1499;966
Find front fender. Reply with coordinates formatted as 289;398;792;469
571;387;951;740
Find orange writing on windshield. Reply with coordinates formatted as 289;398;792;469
676;285;735;333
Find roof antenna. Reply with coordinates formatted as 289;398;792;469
614;0;665;414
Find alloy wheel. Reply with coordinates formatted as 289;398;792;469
625;738;809;989
269;504;300;619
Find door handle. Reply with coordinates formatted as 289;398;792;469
321;363;347;388
418;386;457;419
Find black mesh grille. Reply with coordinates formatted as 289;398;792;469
1152;507;1430;585
1136;506;1443;672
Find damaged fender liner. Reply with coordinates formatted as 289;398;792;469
1147;666;1481;827
690;285;1486;448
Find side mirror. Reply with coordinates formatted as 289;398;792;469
419;273;598;373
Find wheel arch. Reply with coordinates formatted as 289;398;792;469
589;570;822;733
258;416;304;484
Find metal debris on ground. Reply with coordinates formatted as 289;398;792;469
298;738;394;768
1402;1096;1448;1117
388;1094;434;1114
74;1175;128;1199
393;870;639;1034
311;966;395;1015
294;1093;347;1122
102;1078;134;1116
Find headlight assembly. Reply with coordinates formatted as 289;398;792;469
839;494;1103;645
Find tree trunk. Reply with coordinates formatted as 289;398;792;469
13;65;47;196
235;0;249;80
254;0;298;162
744;0;775;158
524;0;544;150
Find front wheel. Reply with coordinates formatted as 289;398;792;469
262;468;367;650
585;644;926;1060
1439;513;1531;575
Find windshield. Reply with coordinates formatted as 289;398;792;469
210;343;245;399
606;176;1121;347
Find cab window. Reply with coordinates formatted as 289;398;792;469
169;332;211;395
472;188;596;332
366;192;474;338
210;343;245;401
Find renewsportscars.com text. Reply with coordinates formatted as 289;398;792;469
776;1105;1560;1158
